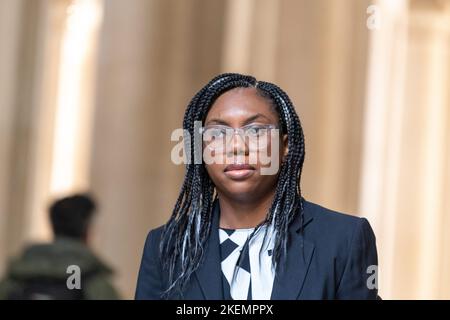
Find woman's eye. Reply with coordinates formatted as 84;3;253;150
208;128;225;138
246;126;264;136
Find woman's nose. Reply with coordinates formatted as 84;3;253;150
227;130;249;156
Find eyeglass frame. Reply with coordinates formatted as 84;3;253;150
199;123;280;151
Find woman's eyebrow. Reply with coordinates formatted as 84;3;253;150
242;113;272;125
205;113;273;126
205;118;230;126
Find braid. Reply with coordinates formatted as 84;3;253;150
160;73;306;297
255;81;306;266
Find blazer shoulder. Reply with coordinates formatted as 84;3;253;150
143;224;165;253
147;224;165;239
304;200;365;225
303;200;374;242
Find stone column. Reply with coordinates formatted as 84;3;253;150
0;0;25;275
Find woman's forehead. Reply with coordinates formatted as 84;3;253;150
205;87;278;124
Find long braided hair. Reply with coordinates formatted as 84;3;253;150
160;73;306;297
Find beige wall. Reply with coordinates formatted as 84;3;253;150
1;0;449;299
0;0;53;268
0;0;23;276
360;0;450;299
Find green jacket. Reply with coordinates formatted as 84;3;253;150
0;237;120;300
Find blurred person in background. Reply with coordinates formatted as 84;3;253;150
0;194;119;300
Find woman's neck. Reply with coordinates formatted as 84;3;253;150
217;189;276;229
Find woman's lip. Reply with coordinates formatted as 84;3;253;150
224;164;255;172
223;169;255;180
223;164;255;180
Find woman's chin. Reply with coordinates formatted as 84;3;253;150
220;183;259;200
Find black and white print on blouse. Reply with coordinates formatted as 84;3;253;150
219;225;276;300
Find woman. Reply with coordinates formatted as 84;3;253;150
135;73;378;300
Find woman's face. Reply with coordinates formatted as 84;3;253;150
203;87;288;203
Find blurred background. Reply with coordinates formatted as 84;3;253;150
0;0;449;299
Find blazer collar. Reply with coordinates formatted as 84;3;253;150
194;198;315;300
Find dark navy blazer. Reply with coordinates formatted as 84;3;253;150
135;200;378;300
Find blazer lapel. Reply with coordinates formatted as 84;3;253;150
194;200;224;299
270;203;315;300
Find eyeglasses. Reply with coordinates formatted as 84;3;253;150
200;124;279;151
